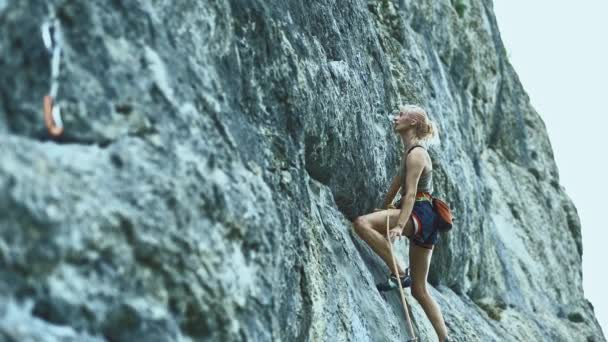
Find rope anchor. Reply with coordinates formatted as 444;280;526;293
41;5;64;137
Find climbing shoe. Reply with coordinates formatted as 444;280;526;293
376;268;411;292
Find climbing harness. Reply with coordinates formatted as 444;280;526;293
41;3;64;137
386;214;417;341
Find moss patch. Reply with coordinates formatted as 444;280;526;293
475;299;507;321
452;0;467;17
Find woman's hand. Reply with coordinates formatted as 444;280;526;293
388;226;404;242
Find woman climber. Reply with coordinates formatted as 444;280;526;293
353;104;449;342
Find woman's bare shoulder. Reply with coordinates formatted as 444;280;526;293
406;147;432;170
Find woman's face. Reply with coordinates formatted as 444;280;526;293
393;111;416;132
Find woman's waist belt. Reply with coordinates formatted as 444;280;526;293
415;192;432;202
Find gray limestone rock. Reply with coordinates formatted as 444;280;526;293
0;0;604;341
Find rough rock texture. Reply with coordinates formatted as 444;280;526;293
0;0;605;341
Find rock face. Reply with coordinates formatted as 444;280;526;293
0;0;605;341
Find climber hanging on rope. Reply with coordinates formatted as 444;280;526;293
353;104;450;342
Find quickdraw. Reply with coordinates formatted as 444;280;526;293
41;3;64;137
386;214;417;341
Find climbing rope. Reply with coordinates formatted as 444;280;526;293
41;3;64;137
386;214;417;341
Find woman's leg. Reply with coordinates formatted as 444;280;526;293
353;209;416;276
409;244;448;341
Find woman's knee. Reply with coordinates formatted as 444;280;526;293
411;284;429;301
353;216;369;234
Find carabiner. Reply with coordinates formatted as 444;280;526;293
43;95;64;137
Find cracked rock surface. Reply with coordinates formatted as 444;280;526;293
0;0;605;341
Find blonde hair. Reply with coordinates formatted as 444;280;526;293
397;104;437;141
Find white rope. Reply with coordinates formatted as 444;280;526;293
386;214;417;341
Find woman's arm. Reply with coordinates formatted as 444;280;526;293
381;174;401;209
394;149;425;231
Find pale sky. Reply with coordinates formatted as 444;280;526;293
494;0;608;336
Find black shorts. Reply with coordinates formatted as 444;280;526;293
395;196;439;249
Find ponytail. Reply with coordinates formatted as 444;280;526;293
416;119;437;141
